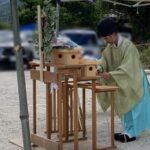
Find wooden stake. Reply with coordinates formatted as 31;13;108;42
37;5;43;81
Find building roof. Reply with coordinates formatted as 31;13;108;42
103;0;150;7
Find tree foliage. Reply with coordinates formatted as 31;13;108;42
106;4;150;42
0;22;11;29
18;0;43;25
18;0;150;42
42;0;56;58
31;0;56;61
59;0;105;30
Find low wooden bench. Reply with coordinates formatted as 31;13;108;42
68;82;119;150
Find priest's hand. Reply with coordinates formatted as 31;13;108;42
99;72;111;80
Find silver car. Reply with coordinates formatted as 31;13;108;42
59;29;105;60
0;30;36;69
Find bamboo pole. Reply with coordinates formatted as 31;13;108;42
10;0;31;149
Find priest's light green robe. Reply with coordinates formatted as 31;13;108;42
97;37;144;117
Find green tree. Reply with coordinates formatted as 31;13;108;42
18;0;106;29
18;0;150;42
103;3;150;42
59;1;105;30
18;0;43;25
0;22;11;29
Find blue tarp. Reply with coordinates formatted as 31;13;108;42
20;23;36;31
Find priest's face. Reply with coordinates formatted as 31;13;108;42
103;32;117;45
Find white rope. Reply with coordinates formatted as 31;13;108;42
50;83;58;93
14;45;20;52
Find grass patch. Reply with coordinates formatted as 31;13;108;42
138;45;150;69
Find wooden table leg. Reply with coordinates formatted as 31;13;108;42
78;106;82;131
63;77;69;141
46;82;52;139
62;82;66;138
65;77;69;140
53;89;57;131
73;75;78;150
58;75;63;150
70;87;73;133
92;80;96;150
82;88;86;138
57;89;60;133
33;79;36;134
46;66;52;139
110;92;115;148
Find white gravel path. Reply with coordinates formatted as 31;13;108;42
0;70;150;150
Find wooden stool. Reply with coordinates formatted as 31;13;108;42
76;82;118;150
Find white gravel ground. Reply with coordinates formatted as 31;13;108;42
0;70;150;150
